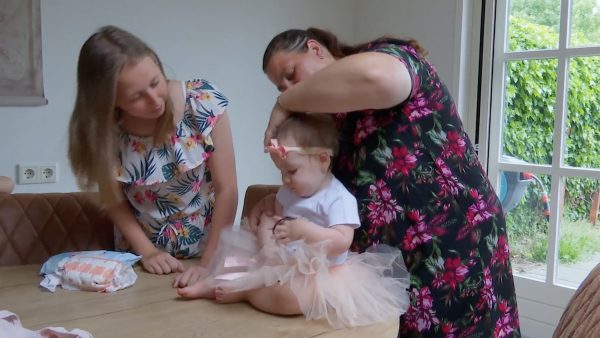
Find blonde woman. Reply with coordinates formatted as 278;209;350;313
68;26;237;289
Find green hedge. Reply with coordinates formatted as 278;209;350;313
504;17;600;220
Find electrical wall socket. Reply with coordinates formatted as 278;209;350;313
39;164;58;183
17;165;38;184
17;163;58;184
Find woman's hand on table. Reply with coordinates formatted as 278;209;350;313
141;250;184;274
172;265;208;288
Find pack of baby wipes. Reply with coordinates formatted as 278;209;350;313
40;251;141;292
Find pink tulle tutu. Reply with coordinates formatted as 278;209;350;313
207;226;410;329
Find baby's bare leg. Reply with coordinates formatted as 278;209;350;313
247;283;302;315
215;283;302;315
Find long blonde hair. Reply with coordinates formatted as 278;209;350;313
68;25;174;204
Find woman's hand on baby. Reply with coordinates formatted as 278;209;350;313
248;193;276;233
257;213;280;232
141;250;184;274
172;265;208;288
263;98;292;148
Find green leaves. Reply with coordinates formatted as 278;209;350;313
504;16;600;220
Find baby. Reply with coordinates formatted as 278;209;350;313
178;113;409;329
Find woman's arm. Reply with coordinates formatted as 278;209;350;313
274;218;354;257
280;52;411;113
248;193;276;232
106;194;184;274
264;52;412;146
175;111;237;288
199;110;238;266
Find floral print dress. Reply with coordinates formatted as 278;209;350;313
115;79;227;258
333;39;521;337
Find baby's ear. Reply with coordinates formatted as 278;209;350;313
318;152;331;167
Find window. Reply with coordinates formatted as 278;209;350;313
479;0;600;335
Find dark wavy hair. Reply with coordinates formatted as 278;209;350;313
262;27;427;71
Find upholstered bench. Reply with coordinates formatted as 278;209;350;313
0;192;114;266
0;185;280;266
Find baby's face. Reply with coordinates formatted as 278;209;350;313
270;137;330;198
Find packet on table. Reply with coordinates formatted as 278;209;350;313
40;251;141;292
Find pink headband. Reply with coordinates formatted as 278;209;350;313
265;139;333;159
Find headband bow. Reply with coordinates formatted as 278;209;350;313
265;139;333;159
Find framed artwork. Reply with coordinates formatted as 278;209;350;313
0;0;46;106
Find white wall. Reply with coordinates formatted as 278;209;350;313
355;0;478;138
0;0;355;221
0;0;471;221
355;0;460;95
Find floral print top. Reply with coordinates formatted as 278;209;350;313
116;79;227;258
333;39;521;337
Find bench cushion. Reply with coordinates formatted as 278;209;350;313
0;192;114;266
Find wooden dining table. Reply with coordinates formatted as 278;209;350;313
0;260;399;338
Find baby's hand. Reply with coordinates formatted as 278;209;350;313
273;217;310;244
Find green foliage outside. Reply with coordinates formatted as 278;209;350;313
510;0;600;44
504;17;600;221
527;220;600;264
504;0;600;264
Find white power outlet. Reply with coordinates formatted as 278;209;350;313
39;164;58;183
17;165;39;184
17;163;58;184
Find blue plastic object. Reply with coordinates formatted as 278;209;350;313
500;171;533;212
499;155;533;213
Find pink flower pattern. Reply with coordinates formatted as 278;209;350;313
435;157;464;197
404;287;440;332
353;114;378;145
480;267;497;310
385;146;417;178
115;79;226;258
367;179;402;234
442;131;467;159
433;257;469;291
335;39;520;336
402;210;432;251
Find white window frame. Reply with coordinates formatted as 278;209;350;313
478;0;600;336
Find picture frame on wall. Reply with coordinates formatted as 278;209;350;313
0;0;47;106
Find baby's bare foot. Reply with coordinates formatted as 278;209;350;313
177;280;215;299
215;286;246;304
